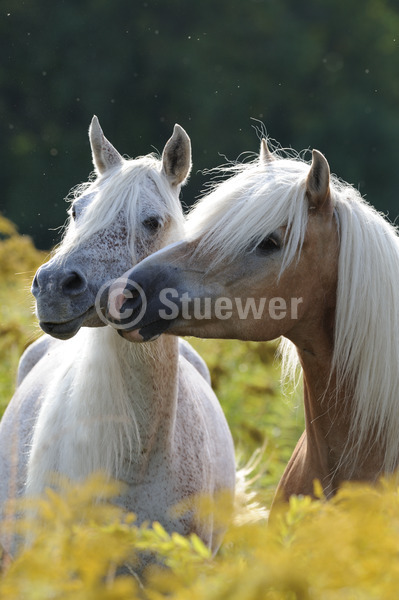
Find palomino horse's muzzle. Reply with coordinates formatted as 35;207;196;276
106;260;184;342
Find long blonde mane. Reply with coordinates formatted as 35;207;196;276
187;146;399;474
186;155;310;275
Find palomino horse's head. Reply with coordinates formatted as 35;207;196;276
107;140;339;345
32;117;191;340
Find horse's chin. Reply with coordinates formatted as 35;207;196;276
39;306;100;340
120;317;175;343
39;320;82;340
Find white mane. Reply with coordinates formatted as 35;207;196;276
185;156;310;274
333;188;399;473
29;327;155;483
187;147;399;474
59;154;184;259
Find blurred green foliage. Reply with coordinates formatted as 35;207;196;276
190;338;304;506
0;216;45;412
1;0;399;248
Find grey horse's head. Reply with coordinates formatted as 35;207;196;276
32;116;191;340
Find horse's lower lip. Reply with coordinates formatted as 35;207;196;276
137;317;175;342
40;307;95;339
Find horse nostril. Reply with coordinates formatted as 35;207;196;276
31;268;45;297
32;273;39;292
62;271;87;296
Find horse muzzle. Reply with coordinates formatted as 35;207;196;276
105;262;184;342
32;262;99;339
39;306;98;340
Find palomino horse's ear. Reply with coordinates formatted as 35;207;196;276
306;150;330;209
89;115;123;175
162;124;192;186
259;138;274;163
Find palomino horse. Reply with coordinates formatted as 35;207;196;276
107;138;399;501
0;117;235;554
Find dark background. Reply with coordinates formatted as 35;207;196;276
2;0;399;249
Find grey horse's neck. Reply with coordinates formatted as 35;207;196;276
88;326;180;460
25;326;181;493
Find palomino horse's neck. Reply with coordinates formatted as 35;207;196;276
276;307;384;501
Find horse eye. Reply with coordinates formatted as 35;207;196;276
256;235;280;254
143;216;161;232
71;205;77;220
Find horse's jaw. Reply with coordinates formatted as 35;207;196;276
38;306;102;340
120;322;170;343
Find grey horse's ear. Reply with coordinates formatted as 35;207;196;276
89;115;123;175
306;149;331;209
260;138;274;163
162;124;192;186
